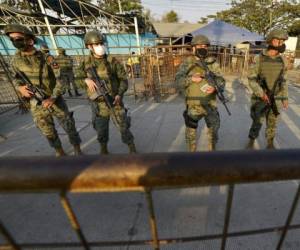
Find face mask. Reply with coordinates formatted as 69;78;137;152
268;44;286;53
92;44;106;56
196;48;208;58
11;37;27;51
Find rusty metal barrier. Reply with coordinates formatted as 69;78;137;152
1;149;300;249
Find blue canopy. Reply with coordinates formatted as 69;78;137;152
191;20;264;46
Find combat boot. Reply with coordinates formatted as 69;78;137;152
188;143;197;152
207;142;216;151
55;147;66;157
266;138;275;149
246;138;255;149
75;89;82;96
128;143;137;154
100;143;109;155
68;90;73;97
73;144;83;155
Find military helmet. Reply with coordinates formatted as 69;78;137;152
191;34;210;46
84;30;104;46
57;47;66;53
266;29;288;43
4;24;36;41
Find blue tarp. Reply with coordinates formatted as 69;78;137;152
191;20;264;46
0;33;157;55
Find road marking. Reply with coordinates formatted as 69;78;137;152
168;125;185;152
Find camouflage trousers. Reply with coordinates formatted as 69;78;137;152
248;100;281;140
30;97;81;149
91;100;134;145
61;70;78;91
185;104;220;152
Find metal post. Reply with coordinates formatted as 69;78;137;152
118;0;123;14
145;189;159;250
0;221;20;250
60;191;90;250
36;0;58;54
221;185;235;250
276;183;300;250
134;16;141;55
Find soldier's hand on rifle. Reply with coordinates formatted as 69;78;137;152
205;86;215;94
42;97;55;109
85;78;98;92
282;100;288;110
191;73;203;83
18;85;33;98
262;94;270;104
113;95;121;105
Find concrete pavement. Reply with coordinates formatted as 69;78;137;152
1;77;300;249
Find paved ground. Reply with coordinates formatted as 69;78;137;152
1;76;300;249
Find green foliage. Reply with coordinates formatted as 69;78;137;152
162;10;179;23
203;0;300;35
97;0;143;14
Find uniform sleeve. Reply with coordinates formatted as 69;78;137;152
209;62;226;90
175;58;191;88
11;58;25;87
114;59;128;96
280;56;288;100
248;55;264;98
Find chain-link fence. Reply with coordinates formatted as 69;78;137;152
0;54;25;114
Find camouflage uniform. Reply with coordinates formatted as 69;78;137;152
5;24;81;155
55;48;80;96
247;29;288;148
176;56;224;151
76;30;135;154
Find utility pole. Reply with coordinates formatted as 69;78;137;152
37;0;58;54
118;0;123;14
134;16;141;55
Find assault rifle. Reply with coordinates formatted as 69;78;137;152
258;69;284;117
86;66;121;129
14;69;49;105
195;59;231;116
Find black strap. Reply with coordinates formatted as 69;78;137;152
38;51;45;87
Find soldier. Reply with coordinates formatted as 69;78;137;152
76;30;136;154
5;24;82;156
175;35;225;152
40;44;50;55
55;47;81;97
247;29;289;149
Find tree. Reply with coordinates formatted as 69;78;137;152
97;0;143;14
202;0;300;35
288;20;300;36
161;10;179;23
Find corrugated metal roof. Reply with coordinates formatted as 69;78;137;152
152;22;205;37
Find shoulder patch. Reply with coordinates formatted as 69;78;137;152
46;55;59;69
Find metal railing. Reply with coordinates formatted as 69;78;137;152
1;149;300;249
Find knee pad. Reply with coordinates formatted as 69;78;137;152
183;110;198;129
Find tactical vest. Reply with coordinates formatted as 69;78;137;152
258;54;284;94
13;50;56;97
84;55;118;98
185;63;216;106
